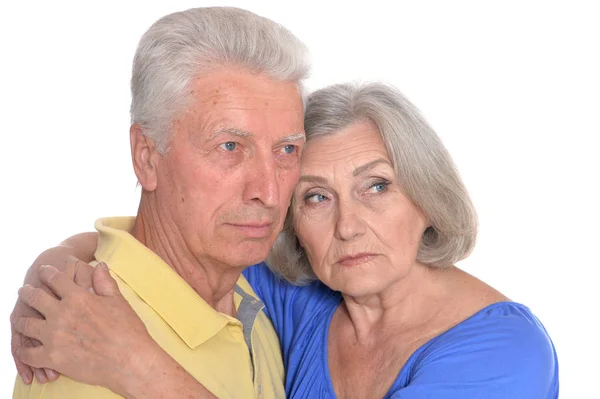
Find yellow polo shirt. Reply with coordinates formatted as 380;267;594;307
14;217;285;399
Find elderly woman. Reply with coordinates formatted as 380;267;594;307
12;82;559;398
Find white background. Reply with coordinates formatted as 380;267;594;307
1;0;598;397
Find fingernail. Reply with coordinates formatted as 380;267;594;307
17;287;22;295
45;369;58;380
99;262;108;271
40;264;48;270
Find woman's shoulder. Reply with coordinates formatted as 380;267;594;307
427;301;556;358
453;301;551;336
432;268;552;350
440;268;551;350
402;301;559;398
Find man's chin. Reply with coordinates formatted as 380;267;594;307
226;241;272;267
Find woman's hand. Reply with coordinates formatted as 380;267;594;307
11;246;95;385
13;263;217;399
13;263;156;396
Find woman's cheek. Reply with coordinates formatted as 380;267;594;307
296;213;332;269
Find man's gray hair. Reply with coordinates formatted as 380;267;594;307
131;7;310;153
267;82;478;284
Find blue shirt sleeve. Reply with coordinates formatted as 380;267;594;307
389;303;559;399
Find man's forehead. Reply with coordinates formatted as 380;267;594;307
190;67;303;104
180;68;305;142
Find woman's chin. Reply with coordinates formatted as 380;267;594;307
329;277;390;298
319;260;400;298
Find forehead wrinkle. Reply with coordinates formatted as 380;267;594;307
206;92;300;113
306;135;375;159
302;148;387;175
298;175;328;185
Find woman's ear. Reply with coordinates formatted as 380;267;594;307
130;124;159;191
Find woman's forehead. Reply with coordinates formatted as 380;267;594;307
301;124;391;173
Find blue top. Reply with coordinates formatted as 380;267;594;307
243;263;559;398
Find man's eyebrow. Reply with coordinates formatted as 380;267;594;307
208;128;253;141
277;133;306;144
298;175;328;185
208;129;305;144
353;159;390;177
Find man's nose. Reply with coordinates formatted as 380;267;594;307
243;154;280;207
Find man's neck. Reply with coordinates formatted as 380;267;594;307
131;197;242;316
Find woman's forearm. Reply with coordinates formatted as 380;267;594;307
22;232;98;289
58;232;98;263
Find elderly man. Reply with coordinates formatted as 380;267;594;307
13;6;308;399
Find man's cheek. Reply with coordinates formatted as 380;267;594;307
281;173;300;198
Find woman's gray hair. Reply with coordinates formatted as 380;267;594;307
131;7;310;153
267;82;478;284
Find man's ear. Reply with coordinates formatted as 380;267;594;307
130;124;159;191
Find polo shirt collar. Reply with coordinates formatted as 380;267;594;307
94;217;241;350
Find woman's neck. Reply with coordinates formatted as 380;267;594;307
340;263;454;344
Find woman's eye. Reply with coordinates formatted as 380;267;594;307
219;142;237;152
281;144;297;155
305;193;328;203
367;182;389;193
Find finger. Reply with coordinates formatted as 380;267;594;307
44;368;59;382
17;285;58;318
92;262;120;297
68;256;94;290
11;329;33;384
39;264;83;298
34;368;48;384
13;282;49;319
16;360;33;384
16;345;48;370
12;316;45;342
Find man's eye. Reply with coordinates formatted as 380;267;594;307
281;145;297;154
219;142;237;152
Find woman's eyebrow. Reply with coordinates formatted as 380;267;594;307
353;158;390;177
298;175;328;185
